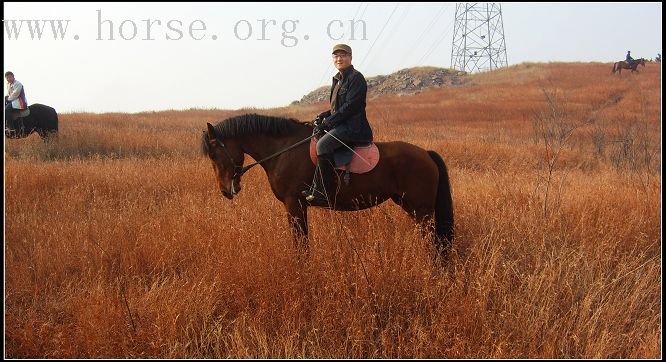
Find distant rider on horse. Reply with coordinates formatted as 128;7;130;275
5;71;29;134
626;51;635;66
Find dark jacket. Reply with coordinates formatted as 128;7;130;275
318;65;373;143
626;53;634;63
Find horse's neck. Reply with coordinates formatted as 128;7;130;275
238;131;310;172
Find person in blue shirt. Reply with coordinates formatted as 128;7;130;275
4;71;28;133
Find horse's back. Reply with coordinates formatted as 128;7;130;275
29;103;56;114
28;103;58;131
376;140;434;156
376;140;440;177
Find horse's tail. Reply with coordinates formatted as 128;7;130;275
427;150;454;254
47;106;58;132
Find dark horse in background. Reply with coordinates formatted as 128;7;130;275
201;114;454;258
4;103;58;140
612;58;646;74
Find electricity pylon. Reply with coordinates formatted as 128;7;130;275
451;3;508;73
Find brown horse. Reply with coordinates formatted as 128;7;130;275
201;114;454;257
612;58;646;74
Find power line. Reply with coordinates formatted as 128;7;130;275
351;2;365;20
417;10;456;66
359;3;401;68
315;64;334;90
418;19;454;66
315;3;365;90
397;4;447;69
365;3;412;71
358;3;370;23
377;4;412;49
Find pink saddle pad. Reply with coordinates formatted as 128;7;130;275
309;138;379;174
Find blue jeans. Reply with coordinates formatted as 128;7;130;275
316;127;347;156
5;103;18;129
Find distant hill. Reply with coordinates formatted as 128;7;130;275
292;66;468;105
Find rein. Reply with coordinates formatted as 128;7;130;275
214;133;316;178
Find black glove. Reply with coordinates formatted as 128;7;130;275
319;118;331;131
313;117;331;136
310;118;322;135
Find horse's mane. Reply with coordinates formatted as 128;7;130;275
201;113;307;155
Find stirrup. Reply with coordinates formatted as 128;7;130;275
302;172;329;202
304;154;335;203
302;186;327;202
305;193;325;202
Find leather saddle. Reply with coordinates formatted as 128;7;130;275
309;138;379;174
17;108;30;118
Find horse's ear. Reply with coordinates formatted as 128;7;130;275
206;123;219;147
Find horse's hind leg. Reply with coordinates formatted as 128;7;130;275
391;195;437;247
38;129;50;141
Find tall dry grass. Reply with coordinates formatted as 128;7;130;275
4;62;661;358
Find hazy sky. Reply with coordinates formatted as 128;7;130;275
3;2;662;113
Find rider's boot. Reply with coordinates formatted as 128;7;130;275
302;154;337;203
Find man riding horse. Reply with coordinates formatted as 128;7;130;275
303;44;374;202
201;44;454;255
5;71;29;136
626;50;635;67
612;51;646;74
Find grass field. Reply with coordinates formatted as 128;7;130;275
4;62;661;358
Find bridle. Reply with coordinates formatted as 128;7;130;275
209;137;244;179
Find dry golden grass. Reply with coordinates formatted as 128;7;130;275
4;62;661;358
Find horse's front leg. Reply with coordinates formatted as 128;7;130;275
284;197;309;251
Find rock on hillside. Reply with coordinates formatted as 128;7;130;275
292;66;468;105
